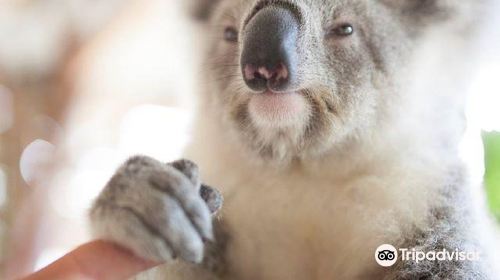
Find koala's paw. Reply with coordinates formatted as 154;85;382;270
89;156;221;263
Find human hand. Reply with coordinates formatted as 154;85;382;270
20;240;159;280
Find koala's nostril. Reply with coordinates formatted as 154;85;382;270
243;65;258;81
241;5;299;92
243;63;290;91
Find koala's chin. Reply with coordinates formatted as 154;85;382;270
250;91;313;153
226;89;318;165
247;90;311;129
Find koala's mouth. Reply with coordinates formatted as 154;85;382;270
247;90;309;127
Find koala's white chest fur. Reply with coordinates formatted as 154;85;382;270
220;176;384;279
192;145;441;279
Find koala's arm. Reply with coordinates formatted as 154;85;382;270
89;156;225;279
383;177;492;280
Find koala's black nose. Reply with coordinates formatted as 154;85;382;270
241;6;300;92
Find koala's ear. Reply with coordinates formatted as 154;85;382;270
188;0;221;21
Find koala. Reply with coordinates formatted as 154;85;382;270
90;0;498;279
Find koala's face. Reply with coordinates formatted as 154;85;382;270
197;0;456;163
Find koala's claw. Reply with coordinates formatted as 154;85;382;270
169;159;223;215
200;184;223;214
89;156;222;263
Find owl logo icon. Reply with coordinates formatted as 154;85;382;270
375;244;398;267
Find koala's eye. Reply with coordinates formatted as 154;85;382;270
223;26;238;43
327;23;354;38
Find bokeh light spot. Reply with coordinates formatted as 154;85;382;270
19;139;56;186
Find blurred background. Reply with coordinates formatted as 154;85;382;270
0;0;498;279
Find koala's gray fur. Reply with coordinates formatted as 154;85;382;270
383;166;493;280
90;0;498;279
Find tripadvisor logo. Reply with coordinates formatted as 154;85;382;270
375;244;481;267
375;244;398;267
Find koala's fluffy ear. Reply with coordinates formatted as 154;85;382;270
188;0;221;21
